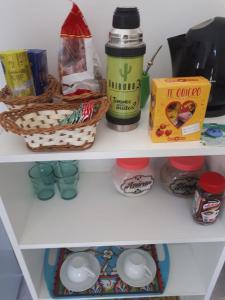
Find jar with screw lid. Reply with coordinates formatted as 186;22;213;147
112;158;154;197
193;171;225;225
160;156;206;197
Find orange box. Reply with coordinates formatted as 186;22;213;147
149;77;211;143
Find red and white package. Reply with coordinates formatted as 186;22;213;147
59;3;103;96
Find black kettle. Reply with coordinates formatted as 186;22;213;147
168;17;225;117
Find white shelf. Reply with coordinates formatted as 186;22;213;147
19;171;225;249
1;162;225;300
0;107;225;163
210;264;225;300
37;244;206;299
0;163;223;249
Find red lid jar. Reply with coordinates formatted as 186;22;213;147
193;172;225;225
160;156;206;197
113;158;154;197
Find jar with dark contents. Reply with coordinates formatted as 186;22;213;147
193;172;225;225
160;156;206;197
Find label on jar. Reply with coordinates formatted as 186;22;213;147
193;190;221;224
169;176;198;196
120;175;154;195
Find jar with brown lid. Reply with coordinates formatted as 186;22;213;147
160;156;206;197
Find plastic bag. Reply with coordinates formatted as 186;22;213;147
59;3;103;96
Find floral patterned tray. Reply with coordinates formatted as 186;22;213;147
44;245;170;299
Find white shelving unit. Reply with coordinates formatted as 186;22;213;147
0;106;225;300
22;244;219;299
1;0;225;297
0;108;225;163
0;219;23;300
210;264;225;300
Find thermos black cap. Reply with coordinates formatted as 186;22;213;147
113;7;140;29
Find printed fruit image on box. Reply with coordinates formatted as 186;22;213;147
149;77;211;143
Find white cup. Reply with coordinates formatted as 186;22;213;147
67;255;96;283
124;252;152;280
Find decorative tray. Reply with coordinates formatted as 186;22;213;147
44;245;170;299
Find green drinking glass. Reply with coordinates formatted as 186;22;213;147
28;163;55;201
35;161;58;182
35;161;57;167
54;161;79;179
54;164;79;200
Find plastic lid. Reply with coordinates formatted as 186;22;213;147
169;156;205;171
116;158;150;170
199;172;225;194
113;7;140;29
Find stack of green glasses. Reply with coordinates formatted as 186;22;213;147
28;161;79;201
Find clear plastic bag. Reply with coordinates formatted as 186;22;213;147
59;3;102;96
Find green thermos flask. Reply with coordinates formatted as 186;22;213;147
105;7;146;131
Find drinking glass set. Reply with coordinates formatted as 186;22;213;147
28;161;79;201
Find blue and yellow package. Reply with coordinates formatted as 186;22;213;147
27;49;48;95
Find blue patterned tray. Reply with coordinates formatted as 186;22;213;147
44;245;170;299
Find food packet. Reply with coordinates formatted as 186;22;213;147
59;3;103;96
27;49;48;95
0;50;35;97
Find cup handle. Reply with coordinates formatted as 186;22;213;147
144;265;152;278
84;267;96;278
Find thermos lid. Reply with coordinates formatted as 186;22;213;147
106;7;146;56
113;7;140;29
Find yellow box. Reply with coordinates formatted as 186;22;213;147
0;50;35;97
149;77;211;143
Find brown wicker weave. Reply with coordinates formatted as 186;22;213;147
54;79;107;103
0;75;58;109
0;97;109;152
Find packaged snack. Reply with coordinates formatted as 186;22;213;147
59;3;102;96
27;49;48;95
149;77;211;143
0;50;35;97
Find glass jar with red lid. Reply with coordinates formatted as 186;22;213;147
112;158;154;197
160;156;206;197
193;171;225;225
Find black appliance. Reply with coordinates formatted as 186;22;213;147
168;17;225;117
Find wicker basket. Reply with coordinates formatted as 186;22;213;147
0;75;58;110
0;97;109;151
54;79;107;103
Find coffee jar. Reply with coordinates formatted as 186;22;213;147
112;158;154;197
193;172;225;225
160;156;206;197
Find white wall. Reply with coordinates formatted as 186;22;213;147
0;0;225;84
